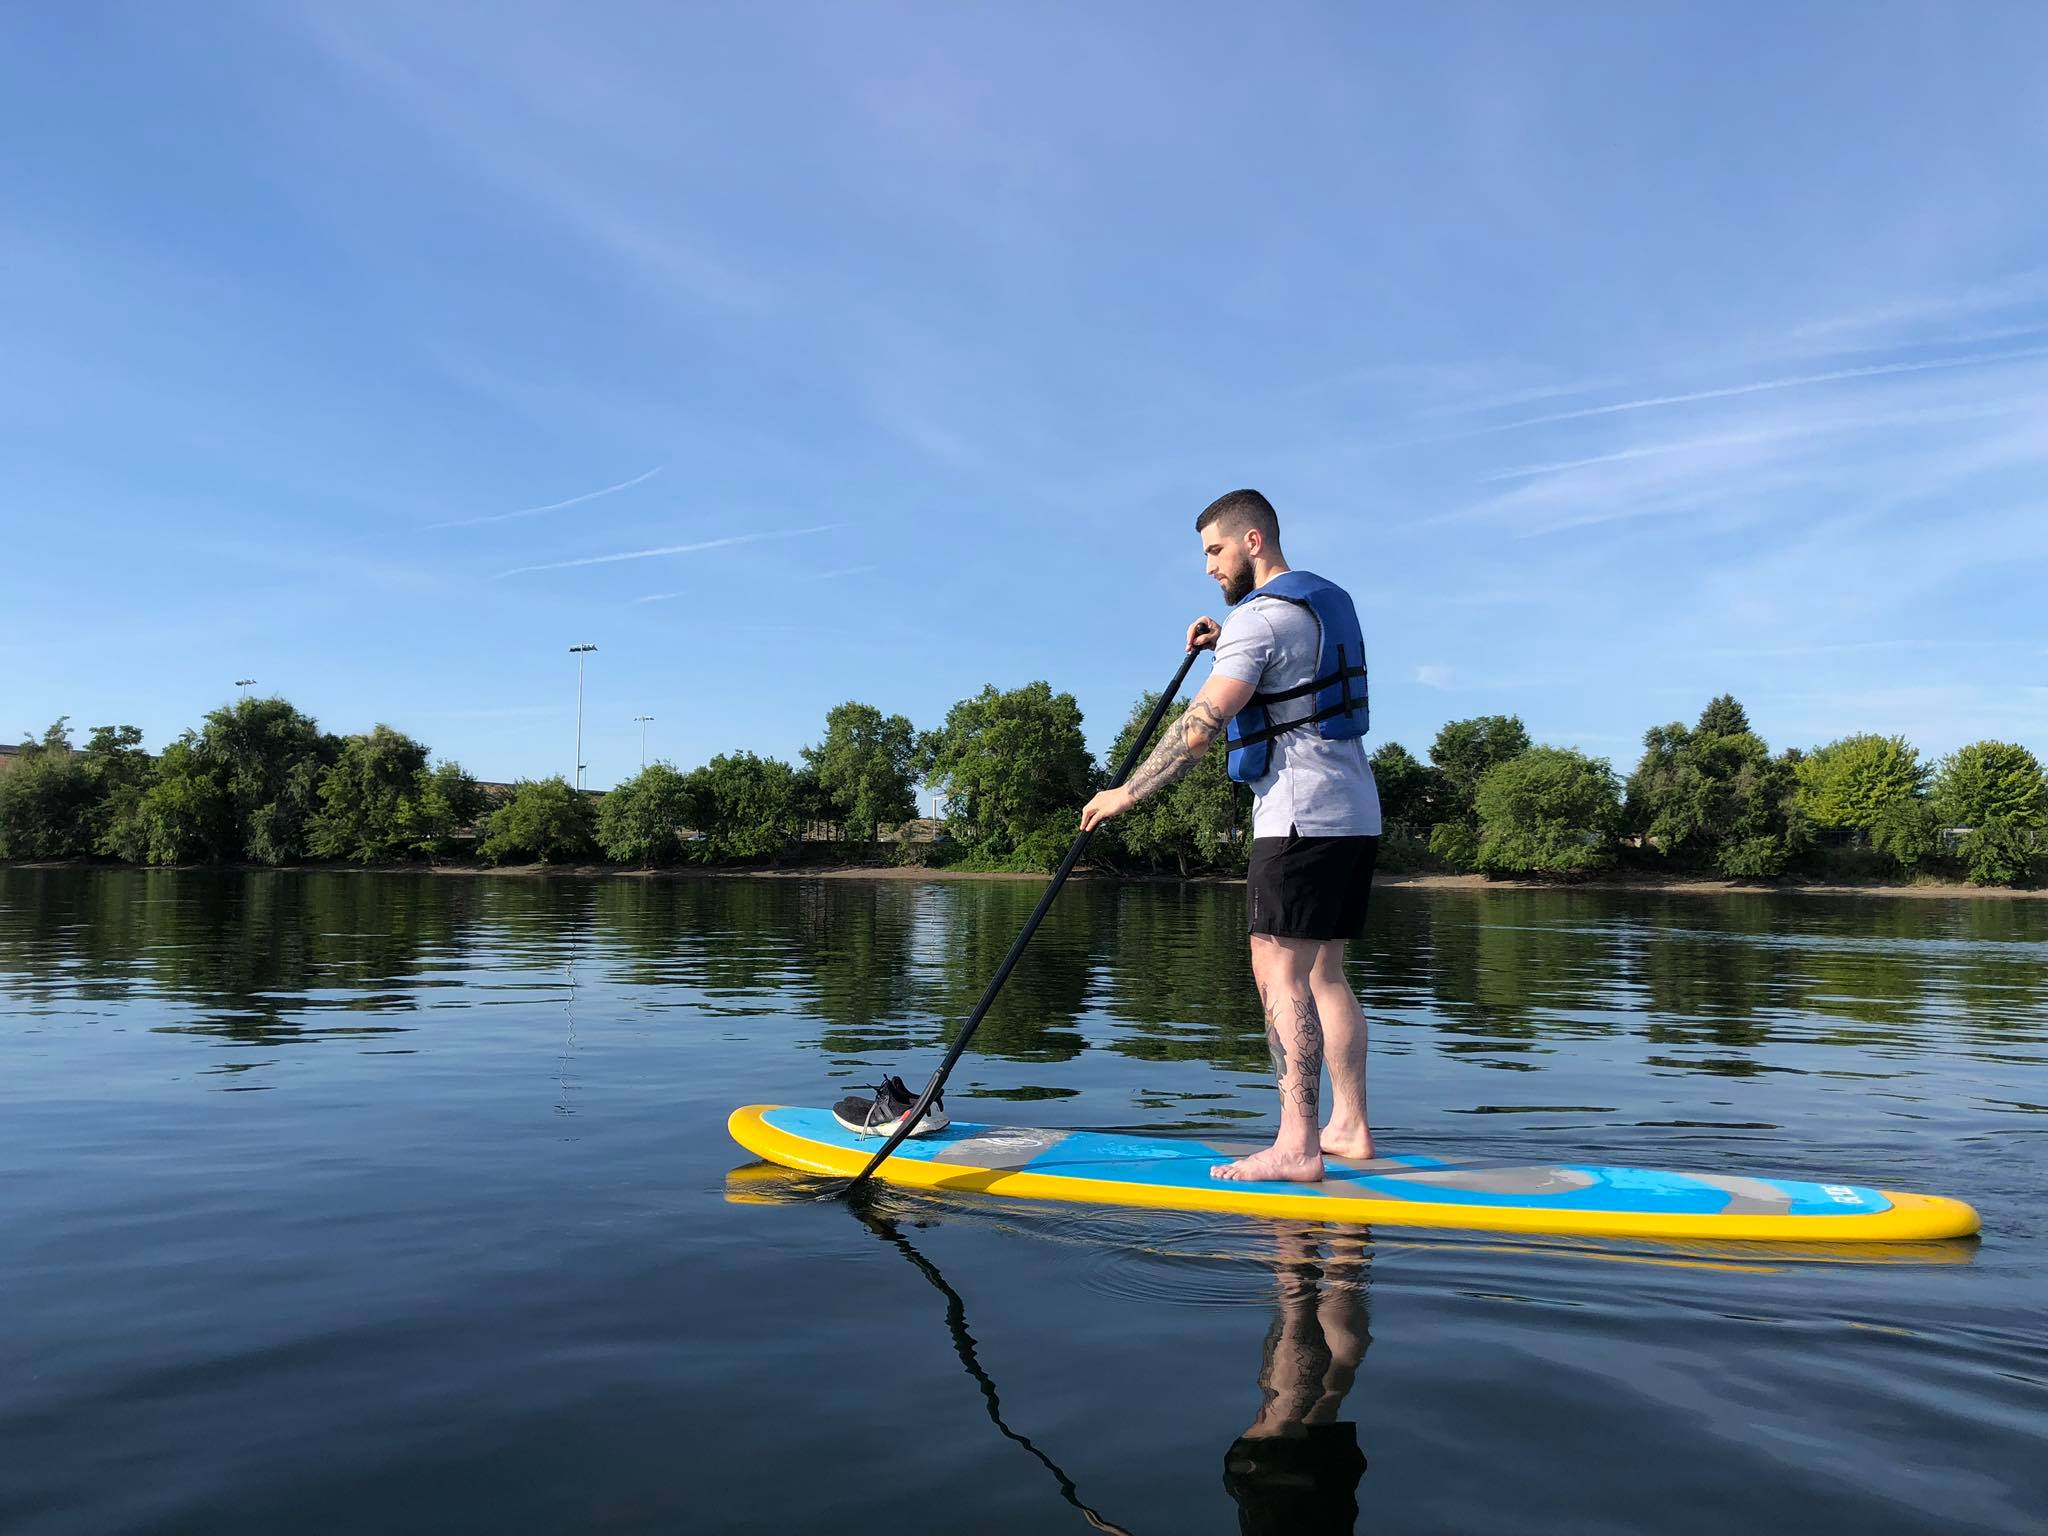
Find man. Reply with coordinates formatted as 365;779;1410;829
1080;489;1381;1183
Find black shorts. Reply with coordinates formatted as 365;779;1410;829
1246;833;1379;941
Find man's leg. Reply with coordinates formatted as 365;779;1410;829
1311;940;1373;1160
1214;934;1325;1183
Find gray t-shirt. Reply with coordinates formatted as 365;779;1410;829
1211;589;1383;840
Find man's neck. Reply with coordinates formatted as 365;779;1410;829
1251;556;1291;590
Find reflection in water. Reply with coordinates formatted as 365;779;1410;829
728;1167;1373;1535
6;867;2035;1535
1222;1224;1371;1536
2;869;2044;1094
847;1192;1137;1536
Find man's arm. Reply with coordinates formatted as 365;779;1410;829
1078;671;1255;831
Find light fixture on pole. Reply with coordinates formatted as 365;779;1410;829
569;644;597;789
633;715;654;770
235;678;257;695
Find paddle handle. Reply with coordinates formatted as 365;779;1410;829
845;647;1203;1189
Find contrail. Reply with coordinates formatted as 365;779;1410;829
429;464;664;530
496;524;841;580
1486;344;2048;434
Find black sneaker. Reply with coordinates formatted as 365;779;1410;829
833;1074;951;1139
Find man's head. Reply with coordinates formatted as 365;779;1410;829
1195;488;1283;605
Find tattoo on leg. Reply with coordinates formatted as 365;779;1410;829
1258;978;1287;1081
1290;995;1324;1117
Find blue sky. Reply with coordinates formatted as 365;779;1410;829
6;3;2046;791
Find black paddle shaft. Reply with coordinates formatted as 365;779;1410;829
845;647;1202;1190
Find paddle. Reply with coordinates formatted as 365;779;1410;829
845;646;1203;1190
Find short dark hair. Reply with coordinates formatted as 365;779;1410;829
1195;488;1280;544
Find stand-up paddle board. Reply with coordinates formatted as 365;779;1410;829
728;1105;1979;1243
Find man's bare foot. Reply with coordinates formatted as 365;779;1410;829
1320;1122;1376;1161
1212;1146;1325;1183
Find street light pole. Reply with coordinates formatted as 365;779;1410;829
235;678;256;696
569;644;597;788
633;715;654;770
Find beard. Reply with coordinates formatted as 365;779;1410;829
1219;564;1255;605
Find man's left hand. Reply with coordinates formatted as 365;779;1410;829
1079;786;1134;832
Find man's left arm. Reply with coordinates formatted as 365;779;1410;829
1078;672;1255;831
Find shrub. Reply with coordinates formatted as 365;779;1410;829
596;763;698;867
1473;747;1622;875
478;778;597;864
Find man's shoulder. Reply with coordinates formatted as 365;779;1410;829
1218;601;1280;644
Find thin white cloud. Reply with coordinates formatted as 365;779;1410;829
401;705;561;719
1699;639;2010;660
1414;664;1454;689
1791;268;2048;342
428;464;663;530
499;524;841;580
1483;344;2048;435
798;564;877;581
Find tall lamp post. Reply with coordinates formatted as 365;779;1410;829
235;678;257;696
569;644;597;789
633;714;654;770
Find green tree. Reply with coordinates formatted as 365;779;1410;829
802;701;918;841
1430;715;1532;816
1931;741;2048;829
312;725;432;862
1424;715;1530;871
1955;820;2038;888
1099;693;1248;876
126;735;232;864
1473;747;1622;875
394;760;484;861
919;681;1094;869
81;725;157;862
1624;697;1802;876
1427;819;1480;872
596;762;698;867
1870;797;1941;872
1930;740;2047;888
1794;734;1929;830
184;695;338;864
686;751;803;861
1695;694;1752;738
1369;741;1447;830
0;720;95;858
478;778;597;864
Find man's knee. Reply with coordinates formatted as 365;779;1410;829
1251;935;1316;989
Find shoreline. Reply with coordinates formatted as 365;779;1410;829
3;858;2040;900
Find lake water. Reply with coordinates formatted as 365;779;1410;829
2;868;2044;1534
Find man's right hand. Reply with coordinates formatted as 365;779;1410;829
1187;616;1222;652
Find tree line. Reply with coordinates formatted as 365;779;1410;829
2;687;2043;887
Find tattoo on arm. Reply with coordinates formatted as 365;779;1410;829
1123;699;1227;803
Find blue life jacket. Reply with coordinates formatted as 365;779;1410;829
1224;571;1370;783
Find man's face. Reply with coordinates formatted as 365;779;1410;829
1201;522;1258;606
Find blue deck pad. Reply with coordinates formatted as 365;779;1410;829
764;1108;1892;1219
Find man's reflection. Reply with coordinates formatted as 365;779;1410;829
724;1167;1373;1534
1223;1224;1371;1535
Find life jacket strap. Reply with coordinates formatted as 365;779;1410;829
1249;663;1370;707
1230;694;1370;749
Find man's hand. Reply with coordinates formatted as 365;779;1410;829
1079;785;1134;832
1186;616;1222;652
